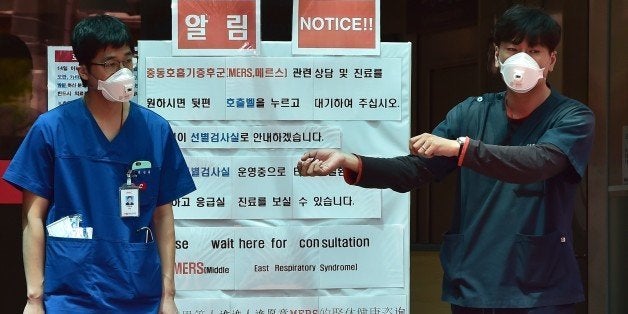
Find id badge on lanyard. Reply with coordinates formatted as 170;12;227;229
120;170;140;217
119;160;151;218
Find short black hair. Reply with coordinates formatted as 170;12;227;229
492;4;561;51
71;14;133;66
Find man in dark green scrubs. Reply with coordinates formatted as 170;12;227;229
297;4;594;314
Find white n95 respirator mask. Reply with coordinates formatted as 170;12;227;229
97;68;135;102
498;52;545;93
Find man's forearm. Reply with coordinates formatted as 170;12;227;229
23;217;46;301
153;204;177;298
22;192;48;302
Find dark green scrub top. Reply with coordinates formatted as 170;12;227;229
356;90;594;308
433;91;594;307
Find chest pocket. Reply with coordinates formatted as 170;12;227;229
133;167;160;207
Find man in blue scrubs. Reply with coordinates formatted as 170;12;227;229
297;5;594;314
3;15;196;313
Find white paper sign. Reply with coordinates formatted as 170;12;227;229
174;154;381;220
175;227;235;290
175;225;404;290
141;44;402;121
173;156;232;219
138;40;411;310
171;125;341;149
174;295;407;313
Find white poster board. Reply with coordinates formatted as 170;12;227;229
139;41;412;311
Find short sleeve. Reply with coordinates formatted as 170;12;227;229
537;104;595;178
156;126;196;206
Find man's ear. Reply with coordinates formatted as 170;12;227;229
548;50;557;72
493;45;500;68
77;64;89;81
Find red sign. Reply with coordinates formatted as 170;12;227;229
55;50;76;62
297;0;377;49
176;0;257;50
0;160;21;204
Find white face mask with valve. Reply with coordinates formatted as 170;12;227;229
97;68;135;102
498;52;545;93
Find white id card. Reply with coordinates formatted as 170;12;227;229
120;186;140;217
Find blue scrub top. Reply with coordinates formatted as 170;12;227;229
3;98;196;312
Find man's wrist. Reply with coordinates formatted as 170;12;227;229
456;136;467;156
26;290;43;301
456;136;469;166
342;152;360;172
162;288;176;298
26;293;43;305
